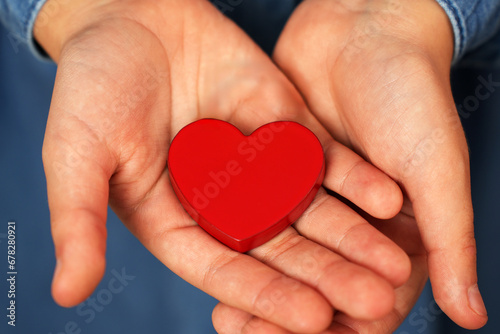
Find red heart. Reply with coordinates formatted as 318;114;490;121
168;119;324;252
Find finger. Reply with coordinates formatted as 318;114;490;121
400;123;488;329
120;174;333;334
357;68;487;329
294;189;411;288
261;109;404;220
212;248;427;334
321;140;404;220
332;254;428;334
332;213;430;333
252;228;395;320
350;76;486;328
248;191;401;320
216;69;403;220
212;303;292;334
211;304;358;334
43;118;116;307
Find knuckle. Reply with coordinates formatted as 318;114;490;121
256;232;303;264
201;250;239;290
460;230;477;258
252;275;298;319
297;189;329;225
338;159;365;195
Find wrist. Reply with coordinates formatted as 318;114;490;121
32;0;210;63
387;0;454;73
33;0;114;62
301;0;454;74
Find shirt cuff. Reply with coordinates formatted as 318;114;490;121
433;0;466;64
434;0;500;65
0;0;50;60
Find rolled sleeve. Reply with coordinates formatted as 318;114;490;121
0;0;49;59
435;0;500;64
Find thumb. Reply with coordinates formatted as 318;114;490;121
43;113;116;307
399;106;487;329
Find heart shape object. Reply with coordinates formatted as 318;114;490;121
168;119;325;252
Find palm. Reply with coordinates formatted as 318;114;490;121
308;38;456;182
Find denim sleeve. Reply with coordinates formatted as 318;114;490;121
435;0;500;64
0;0;48;59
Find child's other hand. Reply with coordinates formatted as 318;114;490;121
273;0;487;330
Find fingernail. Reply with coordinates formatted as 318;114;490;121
468;284;487;316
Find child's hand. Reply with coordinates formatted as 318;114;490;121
273;0;487;330
213;201;428;333
36;0;409;332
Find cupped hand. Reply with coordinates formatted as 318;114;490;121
272;0;487;330
212;197;428;334
36;0;410;332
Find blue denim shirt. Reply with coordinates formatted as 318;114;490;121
0;0;46;57
435;0;500;65
1;0;500;64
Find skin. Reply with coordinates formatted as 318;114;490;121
213;0;488;332
34;0;412;333
213;204;429;333
34;0;487;332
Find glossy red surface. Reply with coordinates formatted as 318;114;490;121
168;119;325;252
